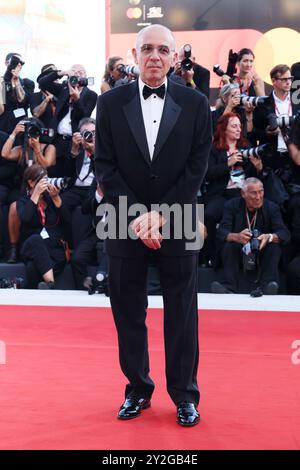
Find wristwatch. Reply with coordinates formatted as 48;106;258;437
268;234;273;243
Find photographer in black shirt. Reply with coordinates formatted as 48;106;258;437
0;53;34;134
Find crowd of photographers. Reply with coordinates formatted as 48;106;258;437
1;47;300;295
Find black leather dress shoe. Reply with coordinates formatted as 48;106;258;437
177;402;200;427
117;397;151;420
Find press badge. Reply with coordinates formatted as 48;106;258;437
13;108;26;118
40;228;50;240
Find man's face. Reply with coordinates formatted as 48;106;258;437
242;183;264;210
132;26;177;87
272;70;293;95
71;64;87;78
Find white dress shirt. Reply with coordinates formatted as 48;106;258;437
273;91;292;152
57;107;72;136
75;151;94;187
138;78;167;160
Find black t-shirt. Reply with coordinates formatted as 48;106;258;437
0;131;18;187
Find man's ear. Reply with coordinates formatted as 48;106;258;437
171;52;178;68
241;189;246;199
132;48;138;65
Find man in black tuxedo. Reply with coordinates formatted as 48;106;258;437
38;64;97;177
95;25;212;426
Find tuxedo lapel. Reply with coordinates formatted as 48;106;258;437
152;88;182;163
123;85;151;165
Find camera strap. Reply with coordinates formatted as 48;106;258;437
246;209;257;231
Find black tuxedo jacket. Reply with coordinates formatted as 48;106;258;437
64;147;94;183
94;79;212;257
38;71;97;133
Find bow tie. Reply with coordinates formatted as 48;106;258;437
143;84;166;100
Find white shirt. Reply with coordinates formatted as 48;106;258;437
138;77;167;160
273;91;292;152
75;151;94;187
57;107;72;136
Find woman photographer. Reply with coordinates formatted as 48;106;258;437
1;117;56;263
17;164;71;289
203;112;263;264
101;56;124;94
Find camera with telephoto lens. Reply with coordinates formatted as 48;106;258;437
268;113;298;131
21;119;55;140
83;271;109;296
47;177;72;190
4;55;25;84
0;277;25;289
81;129;95;143
240;96;269;107
243;229;261;271
213;49;238;79
239;144;269;163
181;44;193;71
69;76;94;87
117;64;140;78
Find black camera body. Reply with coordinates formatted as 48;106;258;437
181;44;193;72
213;49;238;79
84;272;109;296
243;229;261;271
3;55;25;83
22;120;54;140
268;113;297;131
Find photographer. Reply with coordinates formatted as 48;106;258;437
253;64;300;172
0;130;18;260
101;56;125;94
1;118;56;168
169;44;210;98
211;178;290;295
1;117;56;263
30;64;58;129
204;113;263;264
17;164;71;289
62;117;96;245
212;83;255;141
0;53;34;134
222;48;265;97
38;64;97;177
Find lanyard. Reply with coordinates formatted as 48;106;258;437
274;98;292;117
246;209;257;232
38;202;46;227
237;76;251;96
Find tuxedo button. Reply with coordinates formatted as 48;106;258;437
150;174;158;180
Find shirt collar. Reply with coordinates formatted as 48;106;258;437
273;90;291;104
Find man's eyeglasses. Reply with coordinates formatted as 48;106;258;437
275;76;294;82
140;44;173;56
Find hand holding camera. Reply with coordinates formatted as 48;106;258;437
228;151;243;167
32;177;49;200
236;228;252;245
71;132;83;156
68;82;80;103
47;183;60;201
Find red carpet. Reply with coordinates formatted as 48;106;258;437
0;305;300;450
